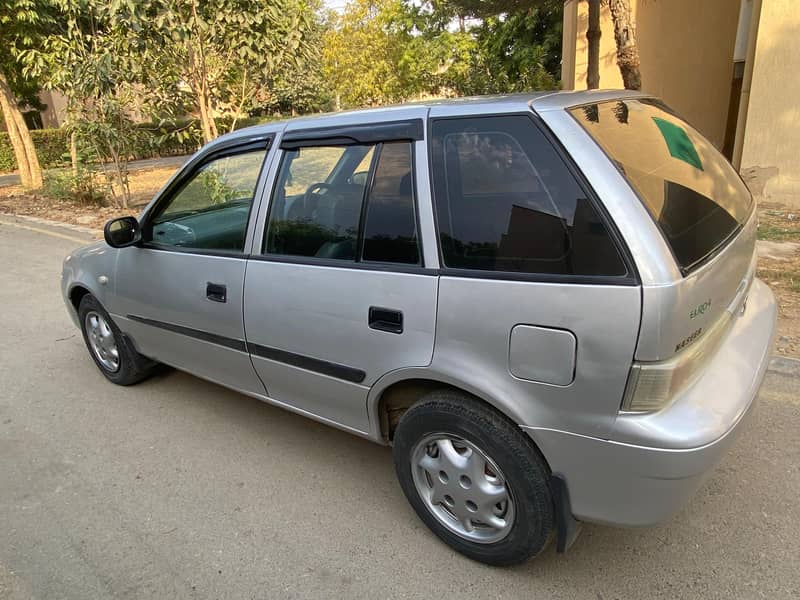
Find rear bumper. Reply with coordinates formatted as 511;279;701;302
525;278;777;526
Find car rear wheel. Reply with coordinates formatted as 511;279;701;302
78;294;157;386
393;390;554;566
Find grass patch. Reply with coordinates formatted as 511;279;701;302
758;265;800;292
757;209;800;241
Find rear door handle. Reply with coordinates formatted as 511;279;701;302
369;306;403;334
206;282;227;303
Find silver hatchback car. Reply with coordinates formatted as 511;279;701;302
62;90;776;565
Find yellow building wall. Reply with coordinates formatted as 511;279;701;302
739;0;800;207
565;0;740;149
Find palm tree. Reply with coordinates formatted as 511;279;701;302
586;0;641;90
606;0;641;90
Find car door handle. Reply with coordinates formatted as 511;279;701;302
206;282;227;303
369;306;403;334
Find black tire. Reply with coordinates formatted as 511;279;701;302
393;390;554;566
78;294;157;386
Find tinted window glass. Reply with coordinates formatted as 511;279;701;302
430;116;627;276
362;142;419;264
283;146;347;196
266;145;374;260
148;149;265;251
570;99;753;272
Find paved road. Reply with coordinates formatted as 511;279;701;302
1;219;799;600
0;155;192;188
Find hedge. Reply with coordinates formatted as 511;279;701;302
0;116;274;173
0;128;70;171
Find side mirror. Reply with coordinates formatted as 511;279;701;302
104;216;141;248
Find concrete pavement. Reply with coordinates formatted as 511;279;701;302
0;220;799;599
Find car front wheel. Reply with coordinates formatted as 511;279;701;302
393;390;554;566
78;294;157;386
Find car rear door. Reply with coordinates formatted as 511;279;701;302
111;136;273;395
243;118;438;435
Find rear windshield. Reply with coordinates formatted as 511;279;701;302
569;98;753;272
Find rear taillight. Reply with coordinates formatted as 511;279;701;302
621;312;733;412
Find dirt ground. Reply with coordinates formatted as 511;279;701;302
0;166;176;230
755;203;800;358
1;168;799;359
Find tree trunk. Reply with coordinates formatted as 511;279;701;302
70;132;79;177
586;0;601;90
607;0;642;90
112;157;129;209
197;94;213;144
189;0;217;143
0;74;42;189
0;96;31;187
13;108;42;189
196;85;218;144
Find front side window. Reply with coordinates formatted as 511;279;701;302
265;141;419;264
430;116;627;277
147;148;266;251
570;99;753;272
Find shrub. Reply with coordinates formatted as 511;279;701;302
0;135;15;171
32;128;71;167
42;169;108;205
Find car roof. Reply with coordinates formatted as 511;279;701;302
210;89;653;148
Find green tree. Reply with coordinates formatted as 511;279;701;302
396;5;478;96
440;0;641;90
468;7;561;92
257;2;333;115
401;0;561;96
0;0;51;189
24;0;157;207
323;0;415;109
121;0;316;142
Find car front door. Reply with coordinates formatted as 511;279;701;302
243;121;438;434
110;138;272;395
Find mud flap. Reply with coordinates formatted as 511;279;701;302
551;473;582;553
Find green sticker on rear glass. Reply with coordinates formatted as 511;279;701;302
652;116;703;171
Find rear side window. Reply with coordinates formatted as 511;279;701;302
430;115;627;277
570;99;753;272
265;141;419;265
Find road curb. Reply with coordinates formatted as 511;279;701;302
0;212;99;237
768;356;800;377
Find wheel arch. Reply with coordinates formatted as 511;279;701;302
368;368;528;444
68;283;93;311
